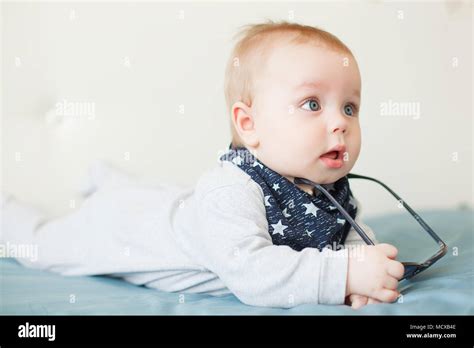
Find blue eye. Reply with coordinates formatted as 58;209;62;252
344;104;355;116
302;99;321;112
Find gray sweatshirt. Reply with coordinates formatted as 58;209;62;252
1;160;377;308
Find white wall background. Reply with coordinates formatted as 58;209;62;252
1;1;472;220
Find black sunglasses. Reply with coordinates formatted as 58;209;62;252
294;173;448;281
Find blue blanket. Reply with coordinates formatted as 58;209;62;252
1;209;472;314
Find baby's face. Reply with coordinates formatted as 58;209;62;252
249;41;362;185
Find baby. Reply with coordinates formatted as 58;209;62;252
0;21;404;309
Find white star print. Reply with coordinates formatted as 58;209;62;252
303;202;319;217
329;205;337;210
282;208;291;218
271;220;288;236
272;183;280;191
232;156;243;166
252;160;264;169
337;218;346;225
264;195;271;207
305;229;314;237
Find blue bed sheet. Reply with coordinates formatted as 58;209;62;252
1;209;472;315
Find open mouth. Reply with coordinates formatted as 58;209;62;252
321;150;340;160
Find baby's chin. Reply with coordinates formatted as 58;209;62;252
283;171;347;186
280;158;355;185
310;173;347;185
298;166;352;185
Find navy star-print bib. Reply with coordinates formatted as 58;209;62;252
220;145;358;252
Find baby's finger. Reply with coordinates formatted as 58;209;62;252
374;289;399;303
383;275;399;291
351;295;368;309
350;294;366;301
387;260;405;279
367;298;381;305
378;243;398;259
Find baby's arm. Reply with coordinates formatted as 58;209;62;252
180;181;350;308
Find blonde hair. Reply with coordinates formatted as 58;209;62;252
224;20;354;148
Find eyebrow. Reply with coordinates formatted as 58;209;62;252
294;80;360;98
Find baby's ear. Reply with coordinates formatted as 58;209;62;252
231;101;259;147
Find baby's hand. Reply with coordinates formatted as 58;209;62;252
345;294;381;309
345;243;405;303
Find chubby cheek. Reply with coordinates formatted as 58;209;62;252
278;119;325;174
346;128;361;166
263;124;300;162
256;116;306;172
289;118;327;154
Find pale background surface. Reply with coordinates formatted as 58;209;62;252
1;1;472;220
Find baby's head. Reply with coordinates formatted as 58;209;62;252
224;21;361;187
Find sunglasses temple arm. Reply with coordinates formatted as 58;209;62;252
294;177;376;246
347;173;446;247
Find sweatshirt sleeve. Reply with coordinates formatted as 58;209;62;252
191;181;349;308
